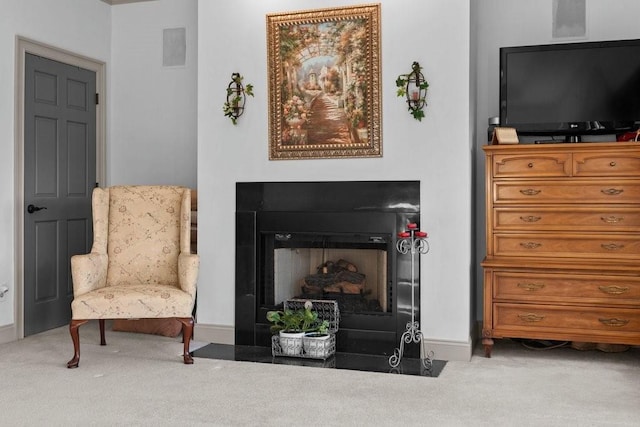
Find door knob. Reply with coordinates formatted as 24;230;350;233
27;204;47;214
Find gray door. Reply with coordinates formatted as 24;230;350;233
24;53;96;336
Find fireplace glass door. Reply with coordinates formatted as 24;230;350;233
260;232;392;315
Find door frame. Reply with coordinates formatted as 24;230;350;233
14;36;106;339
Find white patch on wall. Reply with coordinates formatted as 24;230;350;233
552;0;586;39
163;27;186;67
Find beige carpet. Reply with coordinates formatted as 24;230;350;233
1;322;639;426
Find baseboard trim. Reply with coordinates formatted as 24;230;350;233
422;336;473;362
194;323;234;345
0;324;17;345
194;323;474;361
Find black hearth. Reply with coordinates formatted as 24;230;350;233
235;181;421;357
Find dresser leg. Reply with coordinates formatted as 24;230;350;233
482;337;494;358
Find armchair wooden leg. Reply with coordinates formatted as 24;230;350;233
67;319;88;368
99;319;106;346
177;317;194;364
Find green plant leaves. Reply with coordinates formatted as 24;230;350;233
396;63;429;121
266;305;329;334
223;73;254;125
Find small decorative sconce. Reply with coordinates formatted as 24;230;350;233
396;62;429;121
223;72;254;125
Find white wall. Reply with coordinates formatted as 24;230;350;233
197;0;474;359
3;0;635;359
110;0;197;188
472;0;640;320
0;0;111;332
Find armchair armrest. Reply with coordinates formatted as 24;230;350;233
178;253;200;299
70;252;108;297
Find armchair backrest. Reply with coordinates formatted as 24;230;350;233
91;185;191;288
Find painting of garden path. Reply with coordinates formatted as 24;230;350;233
278;20;370;147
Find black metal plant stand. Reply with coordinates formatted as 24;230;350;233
389;223;433;369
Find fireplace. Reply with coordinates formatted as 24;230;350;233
235;181;421;357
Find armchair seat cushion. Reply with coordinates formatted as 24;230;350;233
71;284;194;320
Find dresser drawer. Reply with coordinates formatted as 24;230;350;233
493;303;640;334
492;271;640;305
493;180;640;204
574;151;640;177
494;233;640;259
492;153;571;178
493;207;640;231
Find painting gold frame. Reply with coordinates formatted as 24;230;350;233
267;4;381;160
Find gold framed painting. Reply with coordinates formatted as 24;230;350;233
267;4;381;160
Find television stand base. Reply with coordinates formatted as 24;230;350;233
534;136;583;144
566;135;582;143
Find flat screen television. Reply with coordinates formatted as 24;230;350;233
499;39;640;138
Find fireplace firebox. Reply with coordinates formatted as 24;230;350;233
235;181;421;357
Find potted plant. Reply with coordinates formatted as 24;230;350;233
302;329;332;358
267;300;329;356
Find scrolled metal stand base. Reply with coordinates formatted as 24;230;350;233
388;321;433;369
389;224;431;369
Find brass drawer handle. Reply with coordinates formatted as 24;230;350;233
609;161;617;167
601;243;624;251
527;162;534;168
517;282;545;291
520;242;542;249
518;313;545;322
598;318;629;327
520;215;541;223
520;189;541;196
601;188;624;196
601;216;623;224
598;285;629;295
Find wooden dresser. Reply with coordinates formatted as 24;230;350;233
481;142;640;357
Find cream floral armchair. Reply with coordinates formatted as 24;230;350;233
67;186;199;368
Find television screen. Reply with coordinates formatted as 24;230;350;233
500;39;640;136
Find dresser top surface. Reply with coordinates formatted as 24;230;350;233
483;141;640;153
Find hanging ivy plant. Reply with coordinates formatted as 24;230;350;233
223;73;254;125
396;62;429;121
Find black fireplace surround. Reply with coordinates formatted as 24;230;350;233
235;181;421;357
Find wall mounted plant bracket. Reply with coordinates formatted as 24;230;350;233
223;72;254;125
396;62;429;121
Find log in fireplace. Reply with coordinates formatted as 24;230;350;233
235;181;421;357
